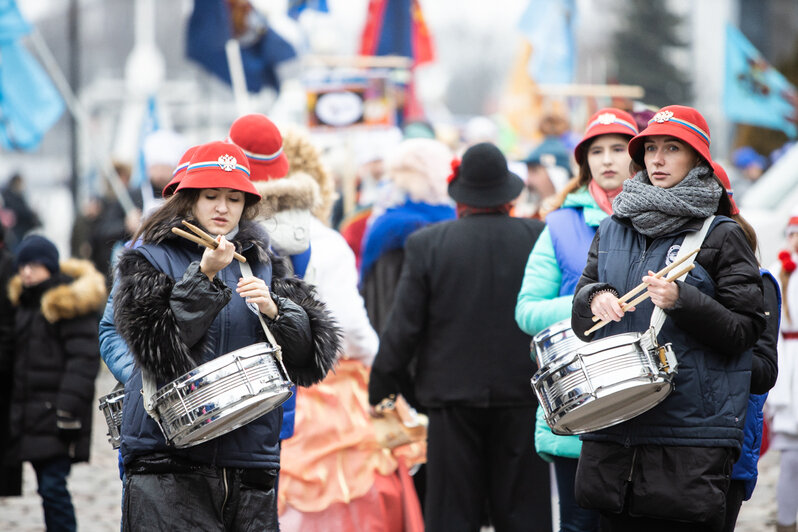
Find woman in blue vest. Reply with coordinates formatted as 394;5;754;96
112;140;339;531
571;105;765;531
515;107;638;532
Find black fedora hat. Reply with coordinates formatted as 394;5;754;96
448;142;524;207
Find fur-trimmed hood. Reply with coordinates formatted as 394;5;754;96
8;258;107;323
254;173;321;220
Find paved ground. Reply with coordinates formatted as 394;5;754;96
0;365;783;531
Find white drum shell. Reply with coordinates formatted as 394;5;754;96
151;342;293;449
531;330;675;435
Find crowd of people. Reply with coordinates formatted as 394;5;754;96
0;103;796;532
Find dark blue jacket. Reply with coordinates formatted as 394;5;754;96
572;215;765;451
731;269;781;499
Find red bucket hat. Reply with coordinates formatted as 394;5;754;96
175;141;261;204
573;108;639;165
710;161;739;215
628;105;712;166
228;114;290;182
163;145;199;198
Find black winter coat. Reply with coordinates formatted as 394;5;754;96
368;213;545;408
6;259;106;464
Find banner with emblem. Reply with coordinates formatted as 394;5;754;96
723;23;796;138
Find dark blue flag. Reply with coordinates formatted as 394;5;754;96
186;0;297;93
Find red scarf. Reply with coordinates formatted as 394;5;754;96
589;179;623;215
456;202;513;218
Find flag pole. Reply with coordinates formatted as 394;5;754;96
225;39;252;116
27;29;137;215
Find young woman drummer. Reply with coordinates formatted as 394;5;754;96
112;140;339;531
571;105;765;531
515;107;639;532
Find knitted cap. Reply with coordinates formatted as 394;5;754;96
15;235;59;274
573;108;639;165
628;105;712;166
163;145;199;198
228;114;289;182
175;141;261;205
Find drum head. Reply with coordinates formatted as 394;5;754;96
549;380;672;435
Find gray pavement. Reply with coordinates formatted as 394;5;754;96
0;365;783;531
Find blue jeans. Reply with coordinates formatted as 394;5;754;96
32;456;76;532
553;456;601;532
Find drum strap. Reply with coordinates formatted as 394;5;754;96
650;215;715;335
239;260;286;369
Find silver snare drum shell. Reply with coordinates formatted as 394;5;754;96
531;329;676;435
98;383;125;449
532;319;587;370
151;342;293;449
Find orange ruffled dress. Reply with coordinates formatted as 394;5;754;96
278;358;424;532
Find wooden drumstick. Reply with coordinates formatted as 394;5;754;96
583;263;696;336
590;248;699;323
181;220;247;263
171;227;247;263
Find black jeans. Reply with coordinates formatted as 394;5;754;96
123;455;278;531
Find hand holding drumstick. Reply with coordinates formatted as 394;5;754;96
586;258;697;336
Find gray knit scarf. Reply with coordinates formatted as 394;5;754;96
612;165;722;237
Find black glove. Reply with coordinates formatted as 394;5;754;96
56;410;81;442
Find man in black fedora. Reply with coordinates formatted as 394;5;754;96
369;142;552;531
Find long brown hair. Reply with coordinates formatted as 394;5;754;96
132;189;260;244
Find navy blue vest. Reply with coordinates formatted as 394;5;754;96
583;216;752;450
120;240;283;469
547;208;596;296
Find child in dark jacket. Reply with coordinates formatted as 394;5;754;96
6;235;106;531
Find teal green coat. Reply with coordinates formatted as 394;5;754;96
515;188;608;461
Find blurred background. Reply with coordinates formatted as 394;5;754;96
1;0;797;268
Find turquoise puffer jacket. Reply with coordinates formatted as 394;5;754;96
516;187;607;461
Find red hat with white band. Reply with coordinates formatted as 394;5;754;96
228;114;290;181
710;161;739;215
175;141;261;205
787;215;798;236
573;108;639;165
628;105;712;166
163;145;199;198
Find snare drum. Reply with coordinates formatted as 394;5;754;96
532;328;677;435
98;383;125;449
532;319;587;369
149;342;293;449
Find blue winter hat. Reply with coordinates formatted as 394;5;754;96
524;137;571;172
15;235;60;274
732;146;766;170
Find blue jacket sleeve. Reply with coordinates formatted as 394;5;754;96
515;227;573;336
99;289;135;384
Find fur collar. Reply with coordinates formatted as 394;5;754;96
254;173;321;220
8;258;107;323
144;216;272;264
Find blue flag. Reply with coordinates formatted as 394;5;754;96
287;0;328;20
517;0;576;84
724;24;796;138
186;0;297;93
0;0;64;151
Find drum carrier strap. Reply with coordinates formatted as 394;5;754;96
650;215;715;337
140;260;288;427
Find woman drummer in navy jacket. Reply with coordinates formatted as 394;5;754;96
571;106;765;531
113;140;339;531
